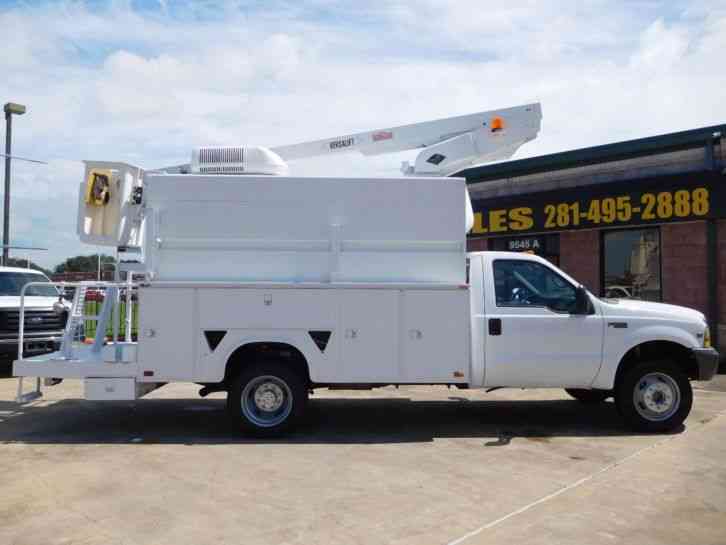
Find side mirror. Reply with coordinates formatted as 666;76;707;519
573;285;589;315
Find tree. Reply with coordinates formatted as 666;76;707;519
54;254;116;274
5;258;53;277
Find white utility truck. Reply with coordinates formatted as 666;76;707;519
14;103;719;435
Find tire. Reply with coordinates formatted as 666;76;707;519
227;361;308;437
565;388;611;404
614;360;692;433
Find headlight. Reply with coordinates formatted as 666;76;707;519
703;326;711;348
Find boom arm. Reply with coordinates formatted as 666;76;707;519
272;103;542;176
157;102;542;177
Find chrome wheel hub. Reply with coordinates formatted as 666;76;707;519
254;382;284;412
241;375;293;428
633;372;680;422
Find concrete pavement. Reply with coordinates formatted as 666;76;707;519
0;374;724;545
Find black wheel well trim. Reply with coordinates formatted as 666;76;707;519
223;341;311;385
614;340;698;386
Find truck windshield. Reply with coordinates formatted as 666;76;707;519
0;272;58;297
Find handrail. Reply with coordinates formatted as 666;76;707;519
15;279;140;404
17;280;141;362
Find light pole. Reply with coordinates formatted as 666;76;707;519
3;102;27;266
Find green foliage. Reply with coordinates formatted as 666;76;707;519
54;254;116;274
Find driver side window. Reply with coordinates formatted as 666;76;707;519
493;259;577;312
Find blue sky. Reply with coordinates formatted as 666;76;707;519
1;0;725;268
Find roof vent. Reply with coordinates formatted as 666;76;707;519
190;146;288;176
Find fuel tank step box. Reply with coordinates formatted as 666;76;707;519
84;377;136;400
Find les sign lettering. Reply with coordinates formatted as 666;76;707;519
470;171;725;236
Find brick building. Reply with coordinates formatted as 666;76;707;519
459;123;725;360
51;271;114;282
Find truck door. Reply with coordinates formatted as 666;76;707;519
482;257;603;388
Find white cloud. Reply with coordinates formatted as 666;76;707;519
630;18;691;70
0;0;724;268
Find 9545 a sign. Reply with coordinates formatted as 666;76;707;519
470;171;725;236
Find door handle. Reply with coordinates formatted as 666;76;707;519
488;318;502;336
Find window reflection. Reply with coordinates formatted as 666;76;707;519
494;260;577;312
603;229;661;301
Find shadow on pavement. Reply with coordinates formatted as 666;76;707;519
0;362;15;379
0;395;680;445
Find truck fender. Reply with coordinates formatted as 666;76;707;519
200;329;322;384
591;324;699;390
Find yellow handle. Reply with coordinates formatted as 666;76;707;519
84;169;112;206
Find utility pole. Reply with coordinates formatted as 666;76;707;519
3;102;27;266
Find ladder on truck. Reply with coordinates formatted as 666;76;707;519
15;276;139;404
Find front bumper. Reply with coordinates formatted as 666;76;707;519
692;347;720;381
0;334;63;356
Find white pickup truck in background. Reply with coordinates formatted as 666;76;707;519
12;103;720;436
0;267;67;362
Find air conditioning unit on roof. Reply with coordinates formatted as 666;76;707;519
190;146;288;176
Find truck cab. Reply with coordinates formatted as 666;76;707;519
469;251;718;432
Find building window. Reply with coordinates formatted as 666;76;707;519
602;228;661;301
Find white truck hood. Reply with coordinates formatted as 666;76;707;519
0;296;61;309
600;298;706;324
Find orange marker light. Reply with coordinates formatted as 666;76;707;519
491;116;504;132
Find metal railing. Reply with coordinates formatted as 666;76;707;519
16;275;141;403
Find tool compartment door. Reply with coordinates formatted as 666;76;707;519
401;289;469;382
137;288;196;380
339;290;399;382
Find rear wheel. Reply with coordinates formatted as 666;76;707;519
615;360;692;433
565;388;611;404
227;361;308;437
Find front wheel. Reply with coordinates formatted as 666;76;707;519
614;360;692;433
227;362;308;437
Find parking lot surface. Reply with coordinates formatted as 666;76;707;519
1;372;725;545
